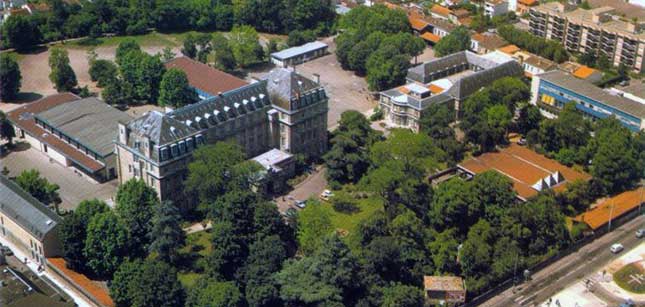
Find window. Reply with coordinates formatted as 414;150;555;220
128;165;132;173
170;144;178;157
160;147;169;161
178;141;186;154
186;138;194;151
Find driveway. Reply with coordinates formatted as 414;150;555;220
274;166;328;213
0;143;117;211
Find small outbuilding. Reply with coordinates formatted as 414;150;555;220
424;276;466;305
270;41;328;68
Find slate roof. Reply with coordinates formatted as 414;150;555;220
0;175;60;241
447;61;523;100
165;57;248;96
262;68;321;111
271;41;328;61
539;70;645;118
407;51;507;84
36;97;133;156
126;110;198;147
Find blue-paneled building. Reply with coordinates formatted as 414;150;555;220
531;70;645;131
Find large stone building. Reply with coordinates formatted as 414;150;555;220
529;2;645;72
115;59;327;200
8;94;133;182
379;51;523;132
0;175;62;266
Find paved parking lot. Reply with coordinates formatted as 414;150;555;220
274;166;328;213
0;143;117;210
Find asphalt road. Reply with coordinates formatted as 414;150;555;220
482;214;645;307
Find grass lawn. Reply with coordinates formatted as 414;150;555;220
613;261;645;294
62;31;180;49
317;196;383;249
177;229;212;288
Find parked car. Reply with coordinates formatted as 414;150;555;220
320;189;334;200
517;138;527;146
636;229;645;238
295;200;306;209
610;243;624;254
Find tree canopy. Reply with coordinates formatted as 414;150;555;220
0;53;22;100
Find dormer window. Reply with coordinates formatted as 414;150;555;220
160;147;169;161
170;144;178;157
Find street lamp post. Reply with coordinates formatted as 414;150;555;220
608;201;615;233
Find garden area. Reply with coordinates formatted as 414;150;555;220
613;261;645;294
177;229;212;288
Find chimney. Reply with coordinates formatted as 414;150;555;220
313;73;320;84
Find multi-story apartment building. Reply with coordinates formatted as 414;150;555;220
531;70;645;131
115;61;327;201
379;51;523;132
529;2;645;72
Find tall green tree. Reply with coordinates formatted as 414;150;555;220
186;280;243;307
591;118;639;194
297;201;333;255
115;178;158;257
59;199;109;271
158;68;198;108
48;47;77;92
0;54;22;100
228;25;263;67
83;211;130;277
88;59;118;87
111;260;185;307
433;26;471;57
15;169;60;205
111;260;143;307
1;15;40;50
0;111;16;145
212;33;236;72
381;283;424;307
149;200;185;264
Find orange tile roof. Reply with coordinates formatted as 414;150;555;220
7;93;105;172
48;258;115;307
409;16;430;31
458;144;591;200
165;57;247;96
498;44;521;55
428;84;444;93
458;17;473;26
421;32;442;43
431;5;452;17
451;9;471;18
573;66;598;79
574;187;645;230
398;85;411;94
518;0;538;6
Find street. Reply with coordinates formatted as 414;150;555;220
481;215;645;306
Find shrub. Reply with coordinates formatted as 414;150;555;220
331;192;359;214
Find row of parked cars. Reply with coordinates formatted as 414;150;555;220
290;190;335;209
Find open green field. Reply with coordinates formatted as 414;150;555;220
177;229;212;288
613;261;645;294
317;196;383;249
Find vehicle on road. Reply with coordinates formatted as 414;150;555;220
295;200;306;208
636;229;645;238
517;138;527;146
610;243;624;253
0;245;13;256
320;189;334;200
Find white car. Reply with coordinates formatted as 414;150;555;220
636;229;645;238
610;243;624;254
295;200;306;209
320;189;334;200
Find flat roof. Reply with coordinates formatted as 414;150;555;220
424;276;465;292
252;149;293;170
165;57;248;96
573;187;645;230
538;70;645;119
0;175;60;241
7;93;106;172
36;97;133;157
458;144;591;200
271;41;328;61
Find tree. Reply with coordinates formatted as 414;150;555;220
433;26;471;57
0;111;16;145
48;47;77;92
485;104;512;145
102;79;130;105
59;199;109;271
381;283;424;307
89;59;118;87
591;119;639;194
158;68;198;108
84;211;130;277
365;45;411;91
111;260;143;307
517;104;542;135
243;235;287;307
186;280;243;307
182;33;198;59
115;178;158;257
228;25;263;67
130;261;185;307
15;169;60;205
1;15;40;50
297;201;333;255
115;39;142;66
161;46;176;62
149;200;185;264
0;53;22;100
212;33;236;72
206;221;247;280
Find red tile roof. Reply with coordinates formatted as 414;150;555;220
421;32;442;43
458;144;591;200
573;187;645;230
164;57;247;96
7;93;105;172
409;16;430;31
431;5;452;17
48;258;115;307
